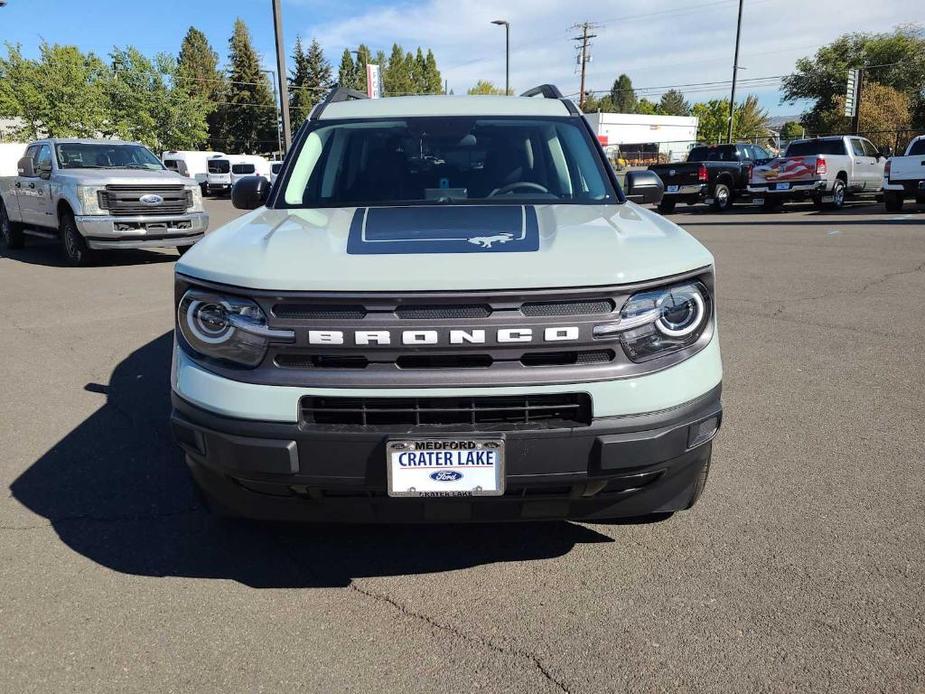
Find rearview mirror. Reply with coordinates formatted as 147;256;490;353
232;176;271;210
17;156;35;178
624;170;664;205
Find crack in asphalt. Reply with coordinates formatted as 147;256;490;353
348;582;571;693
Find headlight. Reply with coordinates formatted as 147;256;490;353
177;289;294;367
595;282;711;362
76;186;106;215
188;185;203;211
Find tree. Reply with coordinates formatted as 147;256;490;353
658;89;690;116
337;49;358;90
780;121;804;139
288;36;314;124
177;26;224;149
782;25;925;131
223;18;277;154
815;82;911;149
423;49;442;94
636;98;658;115
610;74;636;113
467;80;507;95
691;95;769;143
383;43;412;96
0;42;109;139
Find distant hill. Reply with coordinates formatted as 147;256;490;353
767;114;801;128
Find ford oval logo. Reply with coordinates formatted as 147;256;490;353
139;194;164;206
430;470;463;482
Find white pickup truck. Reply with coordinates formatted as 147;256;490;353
883;135;925;211
748;135;886;210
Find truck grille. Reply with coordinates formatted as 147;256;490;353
102;185;191;216
300;393;592;429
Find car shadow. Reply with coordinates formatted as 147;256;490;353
0;238;178;267
9;331;614;588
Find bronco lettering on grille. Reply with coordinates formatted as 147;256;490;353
305;328;582;346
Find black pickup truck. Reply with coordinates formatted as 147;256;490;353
649;143;772;213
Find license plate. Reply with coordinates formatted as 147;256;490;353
387;439;504;497
666;185;679;193
704;198;714;205
821;196;834;202
774;182;790;191
752;197;764;205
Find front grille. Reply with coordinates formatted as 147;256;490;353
102;185;190;216
275;350;614;370
273;304;368;320
396;304;492;319
521;299;615;316
300;393;592;429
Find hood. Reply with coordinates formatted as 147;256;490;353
56;168;195;186
177;202;714;292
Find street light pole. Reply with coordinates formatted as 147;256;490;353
271;0;292;151
491;20;510;95
726;0;744;144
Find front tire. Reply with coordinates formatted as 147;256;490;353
657;199;676;214
884;191;904;212
60;211;94;266
0;200;25;250
711;183;733;212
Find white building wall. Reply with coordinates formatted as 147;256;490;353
584;112;699;163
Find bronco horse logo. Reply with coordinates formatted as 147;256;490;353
467;232;515;249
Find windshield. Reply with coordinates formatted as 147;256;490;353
55;143;164;170
785;139;847;157
208;159;230;174
271;163;282;174
232;163;256;174
908;139;925;156
279;116;618;207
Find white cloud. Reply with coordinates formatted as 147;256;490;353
307;0;923;113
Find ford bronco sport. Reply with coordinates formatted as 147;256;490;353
170;85;723;523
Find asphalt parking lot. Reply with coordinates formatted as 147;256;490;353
1;198;923;692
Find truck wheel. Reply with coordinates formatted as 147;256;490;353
0;200;25;250
60;211;94;267
657;199;676;214
827;180;846;210
884;191;904;212
711;183;732;212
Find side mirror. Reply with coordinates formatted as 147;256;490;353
17;156;35;178
232;175;271;210
624;170;664;205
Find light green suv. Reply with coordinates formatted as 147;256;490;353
170;85;722;523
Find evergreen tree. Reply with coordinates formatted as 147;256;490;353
177;26;224;149
224;18;277;154
337;48;358;90
423;49;442;94
383;43;412;96
289;36;312;124
414;47;427;93
610;74;636;113
657;89;690;116
305;39;333;108
355;44;373;93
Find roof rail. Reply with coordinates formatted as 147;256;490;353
520;84;564;99
310;86;369;120
520;84;580;115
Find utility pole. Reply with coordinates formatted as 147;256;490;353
271;0;292;151
571;22;600;110
491;20;510;95
726;0;744;143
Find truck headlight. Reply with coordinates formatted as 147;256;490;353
595;282;711;361
77;186;106;215
177;289;294;367
187;185;203;211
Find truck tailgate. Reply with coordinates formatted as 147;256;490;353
649;164;701;187
751;156;820;187
888;156;925;181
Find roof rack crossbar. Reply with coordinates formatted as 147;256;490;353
310;85;369;120
520;84;565;99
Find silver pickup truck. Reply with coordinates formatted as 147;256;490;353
747;135;886;211
0;138;208;265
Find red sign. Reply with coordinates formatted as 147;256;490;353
597;135;609;146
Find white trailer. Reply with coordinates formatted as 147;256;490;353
583;112;699;164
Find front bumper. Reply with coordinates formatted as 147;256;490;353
77;212;208;249
171;384;722;523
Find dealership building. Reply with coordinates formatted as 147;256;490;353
582;112;699;165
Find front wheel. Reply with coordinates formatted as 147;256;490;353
884;191;904;212
657;199;676;214
60;211;94;266
711;183;733;212
0;200;25;250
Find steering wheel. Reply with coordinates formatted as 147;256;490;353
488;181;550;197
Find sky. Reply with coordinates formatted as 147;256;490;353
0;0;922;117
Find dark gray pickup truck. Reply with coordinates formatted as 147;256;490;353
649;143;772;213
